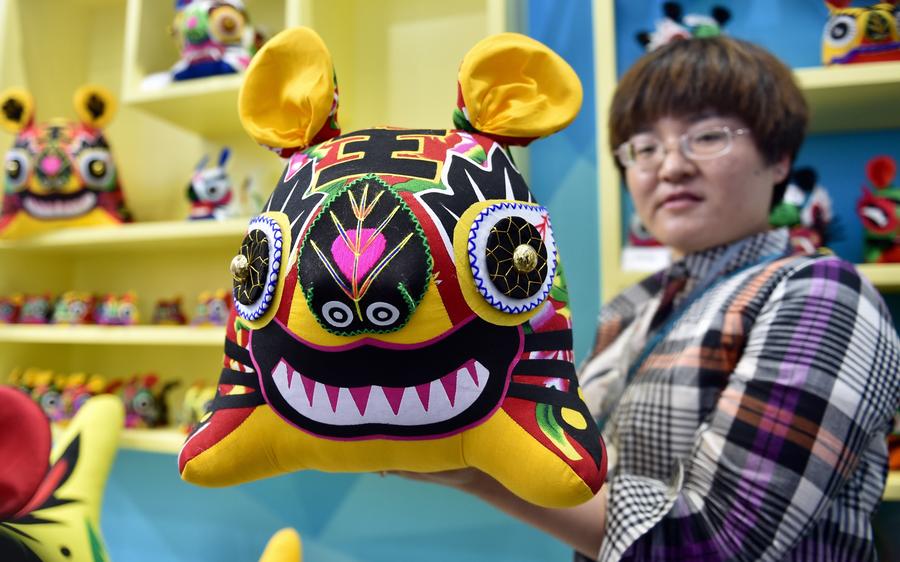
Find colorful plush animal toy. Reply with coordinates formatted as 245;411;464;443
180;380;217;433
0;86;130;239
0;388;123;562
178;27;606;509
822;0;900;64
152;297;188;325
0;294;22;323
636;2;730;51
118;374;178;429
94;292;139;326
170;0;265;81
51;291;95;325
187;148;235;220
19;295;53;325
770;167;837;254
191;290;231;325
857;155;900;262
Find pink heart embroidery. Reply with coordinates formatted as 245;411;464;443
331;228;387;284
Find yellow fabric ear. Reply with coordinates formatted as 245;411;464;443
0;88;35;133
73;85;117;129
258;528;303;562
458;33;582;142
239;27;338;151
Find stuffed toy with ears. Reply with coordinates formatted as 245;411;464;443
636;1;730;51
0;294;23;323
770;167;839;254
822;0;900;64
0;387;123;561
0;86;130;239
178;27;607;509
857;155;900;263
187;148;236;220
170;0;265;81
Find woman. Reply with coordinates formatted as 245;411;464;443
400;37;900;561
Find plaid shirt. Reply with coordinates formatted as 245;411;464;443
579;229;900;561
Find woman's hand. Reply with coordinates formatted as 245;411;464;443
386;467;486;493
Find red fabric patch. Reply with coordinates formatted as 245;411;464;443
177;406;255;474
0;386;51;519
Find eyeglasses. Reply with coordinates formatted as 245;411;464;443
615;126;750;171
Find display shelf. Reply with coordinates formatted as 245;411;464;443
0;219;247;253
795;62;900;134
885;471;900;502
858;263;900;292
119;427;186;454
0;325;224;347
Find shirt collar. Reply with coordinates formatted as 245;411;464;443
664;228;791;289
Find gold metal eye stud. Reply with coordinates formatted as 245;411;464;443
230;254;250;282
513;244;539;273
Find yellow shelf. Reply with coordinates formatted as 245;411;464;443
885;470;900;502
795;62;900;133
123;74;245;138
857;263;900;292
119;427;186;454
0;218;247;253
0;325;224;346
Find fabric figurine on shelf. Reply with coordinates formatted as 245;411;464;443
180;380;217;434
0;85;130;239
61;372;108;422
178;27;607;509
187;148;236;220
857;154;900;263
0;294;22;323
19;294;53;324
152;296;188;325
170;0;265;82
191;289;231;325
30;370;67;423
822;0;900;64
119;374;178;429
51;291;95;325
636;2;731;51
95;291;139;325
0;387;123;562
769;166;838;254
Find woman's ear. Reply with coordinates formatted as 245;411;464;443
73;85;117;129
773;154;792;185
454;33;582;146
238;27;340;155
0;88;35;133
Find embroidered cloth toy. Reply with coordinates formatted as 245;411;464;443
19;295;53;325
857;155;900;262
152;297;188;325
770;167;837;254
0;388;123;561
0;295;22;323
170;0;264;81
1;86;130;239
178;27;606;509
822;1;900;64
636;2;730;51
188;148;236;220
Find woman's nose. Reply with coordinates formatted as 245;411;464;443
657;143;696;182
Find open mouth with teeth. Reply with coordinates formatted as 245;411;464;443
22;191;98;219
250;316;524;439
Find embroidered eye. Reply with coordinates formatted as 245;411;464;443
5;149;30;190
824;15;857;48
233;215;284;322
468;202;557;314
78;149;115;189
209;5;245;43
366;301;400;326
322;301;354;328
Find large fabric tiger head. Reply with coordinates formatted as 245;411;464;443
178;27;606;508
0;86;130;239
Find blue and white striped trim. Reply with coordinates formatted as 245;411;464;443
235;215;283;322
467;202;557;314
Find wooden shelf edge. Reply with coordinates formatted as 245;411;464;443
884;470;900;502
119;427;186;455
0;325;225;346
794;61;900;91
0;218;248;252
